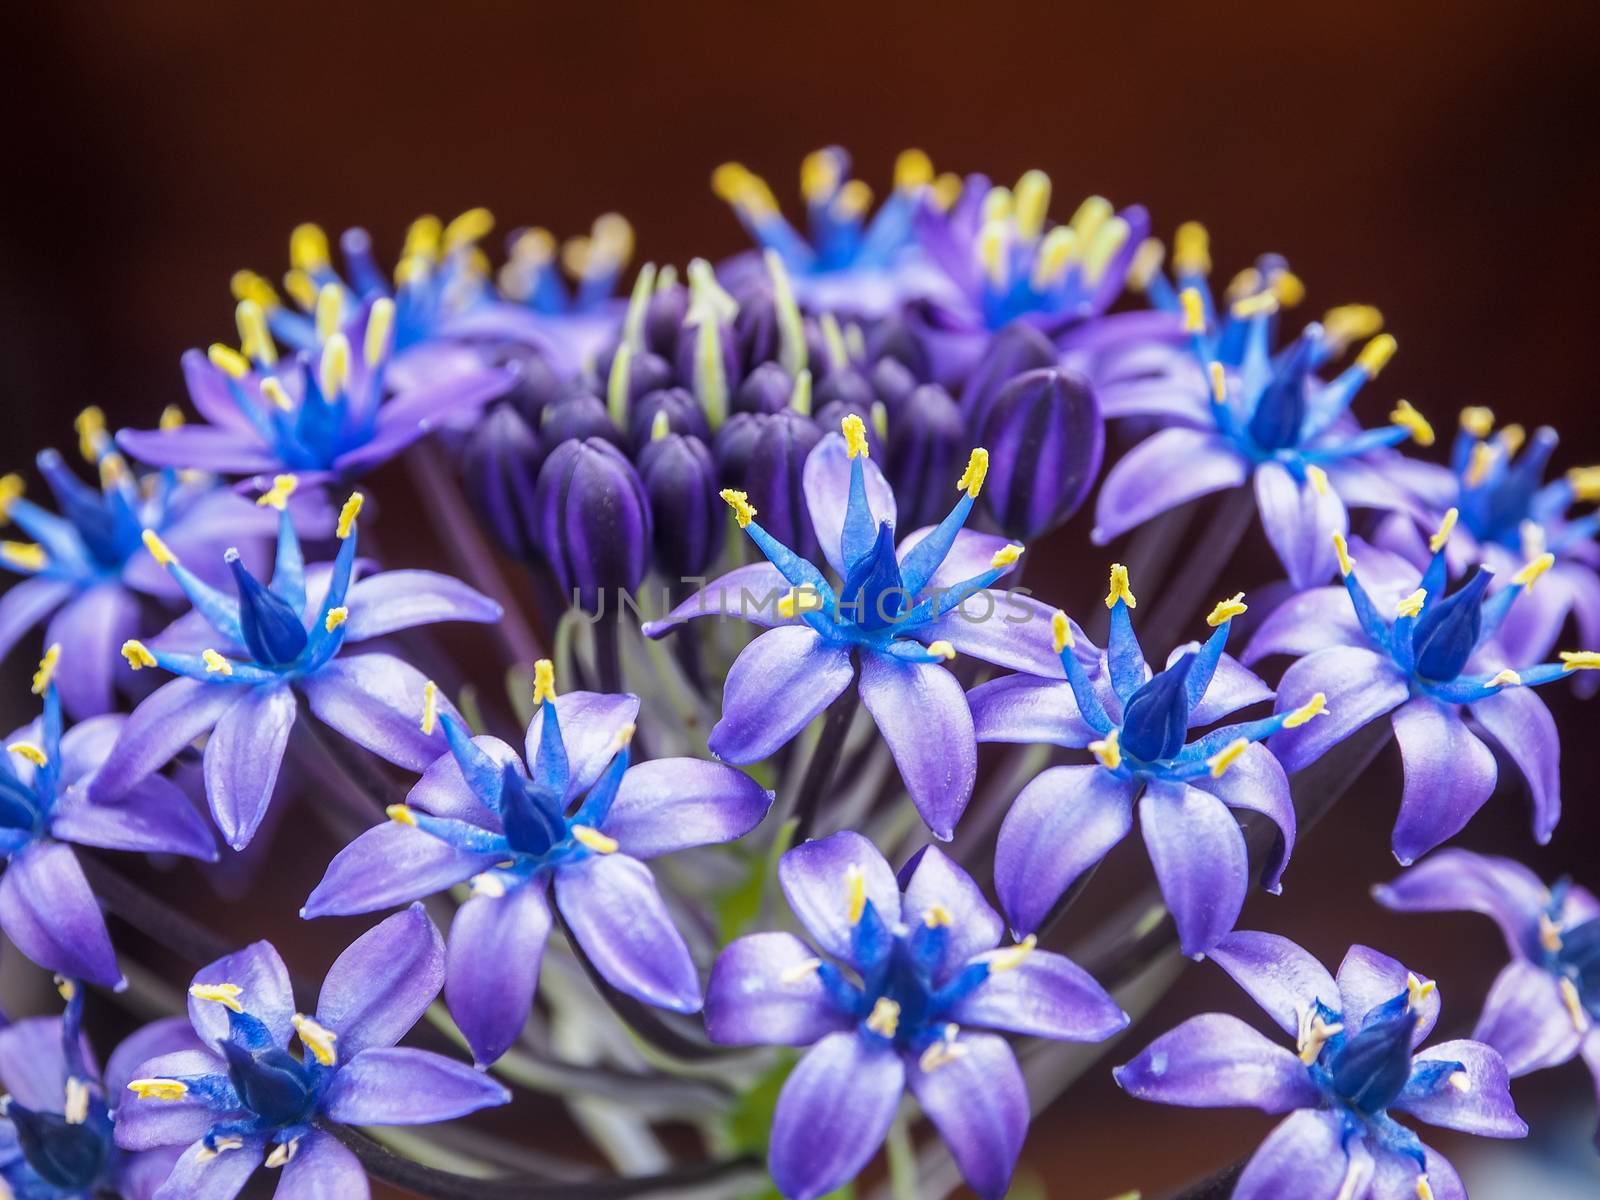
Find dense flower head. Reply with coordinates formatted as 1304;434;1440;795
1117;932;1525;1200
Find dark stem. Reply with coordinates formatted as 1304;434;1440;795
1142;487;1259;653
593;605;624;694
1167;1159;1245;1200
791;672;862;842
81;856;233;966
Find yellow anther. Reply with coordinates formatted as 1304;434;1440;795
1463;442;1497;489
779;958;823;987
865;997;901;1038
255;474;299;511
208;341;252;380
834;180;873;220
470;872;507;899
1127;237;1165;291
1405;973;1437;1010
648;409;673;444
196;1136;245;1162
1226;267;1262;304
141;529;178;568
54;975;76;1002
918;1032;970;1073
926;640;956;661
1;541;46;571
1173;221;1211;276
1428;508;1458;553
291;1013;339;1066
923;902;953;928
931;172;963;211
611;721;637;753
800;149;842;204
1231;291;1279;321
1357;334;1398;377
1460;406;1494;438
442;207;494;254
1322;305;1384;350
283;268;318;310
721;488;757;529
265;1138;302;1169
289;223;330;272
1416;1175;1436;1200
1448;1069;1471;1094
1389;399;1434;447
318;333;351;397
1539;912;1564;953
1333;531;1355;577
532;658;557;705
1088;729;1121;770
74;407;108;461
1497;424;1526;457
840;412;871;461
1068;195;1112;250
231;268;280;312
128;1078;189;1101
1029;227;1077;291
1282;692;1328;729
1105;563;1136;610
978;218;1009;289
1560;651;1600;671
894;148;934;191
1207;593;1248;627
982;935;1038;973
1396;589;1427;619
1013;169;1052;241
7;742;46;768
418;680;439;735
202;650;232;676
1270;270;1306;308
1297;1009;1345;1065
1488;669;1522;688
981;185;1013;223
258;377;294;413
1206;738;1250;779
1304;464;1330;498
990;543;1024;570
364;296;395;366
32;643;60;696
1560;977;1590;1032
190;982;245;1013
1567;466;1600;502
571;825;619;855
121;640;156;670
1207;361;1227;405
1051;611;1075;655
403;214;444;261
336;493;363;539
1083;217;1131;286
320;605;348;634
1179;287;1206;334
236;299;277;365
386;804;418;827
0;473;23;523
63;1076;90;1125
778;586;823;621
844;864;867;925
97;454;129;491
957;447;990;498
1513;552;1555;589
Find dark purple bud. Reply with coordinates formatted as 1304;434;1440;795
533;438;652;612
866;316;931;380
483;348;564;425
714;410;823;560
867;357;918;414
959;321;1058;427
637;433;724;577
644;285;689;358
628;387;710;453
978;367;1103;541
814;367;876;414
539;392;620;447
735;362;796;416
888;385;968;529
462;405;544;559
591;347;675;410
732;289;781;373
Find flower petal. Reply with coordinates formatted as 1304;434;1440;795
769;1032;904;1200
951;949;1127;1042
708;626;855;764
803;433;897;577
118;424;280;473
1193;742;1295;893
317;903;444;1058
705;931;852;1047
995;765;1135;936
1115;1013;1321;1112
340;570;501;642
598;758;773;858
779;831;900;961
1233;1109;1369;1200
273;1130;369;1200
1267;646;1408;774
90;677;238;803
1178;652;1273;728
641;562;798;637
911;594;1066;678
554;853;701;1012
300;653;454;771
45;584;140;719
968;675;1097;748
1469;685;1561;845
202;683;297;851
524;691;642;803
901;846;1003;979
446;884;553;1067
322;1046;509;1125
106;1017;203;1100
1241;586;1366;666
907;1033;1027;1200
112;1051;231;1150
1336;944;1438;1043
1472;962;1584;1077
0;576;74;662
1372;848;1549;957
407;734;519;827
1390;696;1498;865
0;1016;72;1110
858;652;976;840
0;840;121;987
1139;782;1249;958
190;941;294;1049
52;774;216;861
1209;930;1340;1038
303;822;498;918
1399;1039;1525;1136
1253;461;1346;590
1368;1145;1464;1200
1091;428;1249;545
151;1136;263;1200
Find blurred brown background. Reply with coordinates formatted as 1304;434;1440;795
3;3;1600;1197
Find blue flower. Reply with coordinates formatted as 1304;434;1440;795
1094;225;1430;588
304;661;772;1066
114;907;508;1200
89;482;501;850
1;646;216;988
970;565;1304;955
705;831;1126;1200
1117;932;1526;1200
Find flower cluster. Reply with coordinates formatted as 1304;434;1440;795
0;144;1595;1200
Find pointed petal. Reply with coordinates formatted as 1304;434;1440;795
1372;848;1549;956
339;570;500;642
299;653;454;771
303;822;497;918
90;677;238;802
190;941;293;1049
0;840;121;987
316;903;443;1057
1253;461;1347;589
118;424;280;473
907;1033;1026;1200
323;1046;509;1125
1193;742;1295;892
1336;945;1438;1042
779;831;900;962
1242;586;1366;666
769;1032;904;1200
0;576;74;662
112;1051;232;1150
1469;685;1561;844
1209;930;1340;1038
598;758;773;858
45;584;140;719
1267;646;1408;774
902;846;1002;978
0;1016;72;1109
446;885;553;1066
554;853;701;1012
525;691;641;803
1178;652;1273;728
1139;782;1248;958
1400;1039;1525;1136
708;626;854;764
1233;1110;1368;1200
1390;697;1497;865
51;774;217;861
1091;428;1249;544
151;1136;263;1200
705;931;852;1047
969;674;1097;748
803;433;896;577
1115;1013;1321;1112
1472;962;1583;1077
105;1017;203;1098
640;562;797;637
273;1130;368;1200
913;593;1066;677
858;652;975;840
202;684;296;851
952;949;1127;1042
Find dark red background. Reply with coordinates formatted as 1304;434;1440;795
3;4;1599;1196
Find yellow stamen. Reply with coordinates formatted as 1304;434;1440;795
1082;217;1130;286
1322;304;1384;350
403;214;443;261
926;640;956;661
291;1014;338;1067
189;982;244;1013
778;958;822;987
930;172;963;211
1512;553;1554;589
894;148;933;191
260;377;294;413
1207;592;1247;626
1282;692;1328;729
1497;424;1526;457
236;299;277;365
1089;728;1121;770
63;1077;90;1125
1305;464;1330;497
98;453;129;490
532;658;557;705
1390;399;1434;447
386;804;417;827
1449;1070;1471;1093
231;268;281;310
1333;531;1355;577
1567;466;1600;502
7;742;46;768
1179;287;1205;334
470;872;506;899
31;643;60;696
1;540;46;571
1416;1176;1436;1200
1031;226;1079;290
1105;563;1136;609
128;1078;189;1101
1488;669;1522;688
834;180;872;221
442;207;494;254
121;640;156;670
336;493;363;539
0;473;23;523
865;997;901;1038
1297;1007;1345;1064
1226;267;1262;304
202;649;232;676
1460;406;1494;438
1539;912;1564;953
365;297;395;366
54;975;76;1002
957;447;990;498
649;410;671;443
571;825;619;854
990;543;1023;569
777;586;824;620
1230;291;1278;320
290;223;330;272
322;606;348;634
1560;651;1600;671
1428;508;1458;553
265;1138;301;1169
1207;738;1250;779
141;529;178;568
207;343;251;379
1357;333;1398;376
841;413;869;460
1012;169;1052;241
420;680;438;735
922;902;953;928
1464;442;1497;488
318;333;350;397
283;268;318;310
1396;589;1426;619
196;1136;245;1162
720;488;756;529
977;219;1009;290
1560;977;1590;1032
1406;973;1436;1010
255;473;299;511
1127;238;1165;292
1270;270;1305;307
844;864;867;925
918;1031;970;1073
1051;611;1075;654
1173;221;1211;276
982;935;1037;973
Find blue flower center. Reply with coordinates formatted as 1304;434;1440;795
220;1032;321;1129
1118;653;1195;763
227;551;310;666
1408;567;1491;682
7;1102;111;1191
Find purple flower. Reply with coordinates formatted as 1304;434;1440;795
975;367;1104;541
1;647;216;988
114;906;508;1200
705;831;1127;1200
645;418;1038;839
1251;522;1595;863
970;566;1301;955
1116;931;1525;1200
0;419;281;719
89;484;500;850
303;662;772;1066
1093;228;1430;588
1375;848;1600;1143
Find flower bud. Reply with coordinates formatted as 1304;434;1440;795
489;348;564;426
735;362;797;416
731;289;781;373
591;347;675;415
462;405;545;559
628;388;710;453
814;366;876;414
643;284;689;357
673;322;742;400
867;356;918;415
888;385;968;529
637;433;724;577
714;410;823;560
977;367;1103;541
865;316;931;380
959;321;1057;427
533;438;652;612
539;391;621;447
